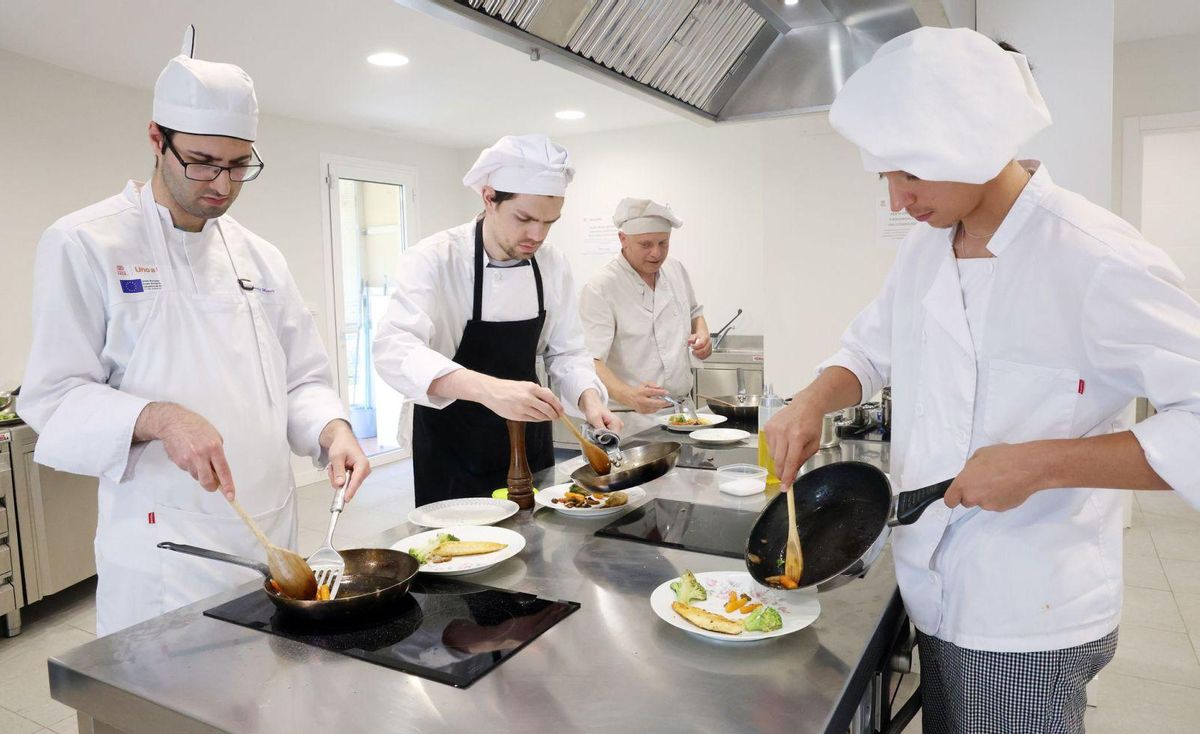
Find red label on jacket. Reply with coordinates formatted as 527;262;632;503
1078;379;1086;395
148;512;156;525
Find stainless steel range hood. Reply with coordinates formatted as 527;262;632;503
393;0;965;123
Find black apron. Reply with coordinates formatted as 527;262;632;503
412;219;555;506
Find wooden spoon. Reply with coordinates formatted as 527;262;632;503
784;486;804;586
558;416;612;475
226;495;318;600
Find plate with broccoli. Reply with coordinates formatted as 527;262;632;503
650;569;820;641
392;526;525;576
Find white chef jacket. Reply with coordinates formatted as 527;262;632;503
579;254;703;400
18;181;347;481
821;162;1200;652
372;220;605;413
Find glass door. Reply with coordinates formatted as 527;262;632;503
324;159;419;461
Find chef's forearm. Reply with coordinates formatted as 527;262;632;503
794;366;864;415
691;315;709;337
429;368;493;403
318;418;354;449
592;360;633;407
133;401;176;442
1030;431;1171;492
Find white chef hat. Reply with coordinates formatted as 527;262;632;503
613;198;683;235
463;134;575;196
828;27;1051;184
152;26;259;141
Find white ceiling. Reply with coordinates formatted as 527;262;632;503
0;0;679;148
1116;0;1200;43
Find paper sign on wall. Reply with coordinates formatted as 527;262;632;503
581;216;621;254
876;195;919;247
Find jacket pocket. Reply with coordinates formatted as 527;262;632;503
983;359;1080;444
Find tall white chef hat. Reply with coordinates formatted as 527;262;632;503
613;198;683;235
828;27;1051;184
463;134;575;196
152;26;259;141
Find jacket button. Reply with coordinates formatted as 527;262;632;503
915;404;925;416
956;430;968;444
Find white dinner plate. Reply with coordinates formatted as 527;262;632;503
656;413;728;432
534;482;646;518
407;497;519;528
392;526;525;576
690;428;751;445
650;570;820;642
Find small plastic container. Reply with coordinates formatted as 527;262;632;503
716;464;768;496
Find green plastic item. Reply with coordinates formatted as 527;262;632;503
491;487;539;500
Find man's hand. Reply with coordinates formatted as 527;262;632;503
688;332;713;360
580;388;623;433
762;397;826;488
944;442;1048;512
477;376;565;422
621;381;671;414
320;419;371;501
134;402;235;499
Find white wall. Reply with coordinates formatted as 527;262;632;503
0;48;469;388
1141;127;1200;301
1112;32;1200;215
978;0;1115;210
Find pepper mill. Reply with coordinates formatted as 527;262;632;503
505;419;535;509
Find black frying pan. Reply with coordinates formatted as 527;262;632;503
158;542;419;624
745;462;953;592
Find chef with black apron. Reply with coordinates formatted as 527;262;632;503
373;134;620;505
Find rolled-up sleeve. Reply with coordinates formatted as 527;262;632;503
1084;256;1200;503
817;264;897;403
545;261;606;415
17;228;151;483
275;269;349;467
578;280;616;362
373;249;461;409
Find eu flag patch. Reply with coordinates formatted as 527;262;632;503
120;279;144;294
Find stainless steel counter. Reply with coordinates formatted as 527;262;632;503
49;442;899;734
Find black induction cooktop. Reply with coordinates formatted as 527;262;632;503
204;576;579;688
594;498;760;559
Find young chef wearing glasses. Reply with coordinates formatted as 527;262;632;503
579;199;711;437
763;28;1200;732
373;135;620;506
18;31;368;636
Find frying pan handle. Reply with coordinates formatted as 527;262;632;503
157;541;271;578
890;478;955;526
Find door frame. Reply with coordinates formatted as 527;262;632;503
319;154;420;463
1120;110;1200;226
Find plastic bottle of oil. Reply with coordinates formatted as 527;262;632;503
757;384;784;486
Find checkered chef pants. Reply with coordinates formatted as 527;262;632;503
916;628;1118;734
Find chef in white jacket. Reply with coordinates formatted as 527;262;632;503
373;135;619;505
17;33;369;636
579;198;710;437
763;28;1200;732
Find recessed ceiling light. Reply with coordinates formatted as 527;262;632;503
555;110;586;120
368;52;410;67
784;0;800;6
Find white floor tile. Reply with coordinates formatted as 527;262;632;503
1123;526;1157;559
1151;526;1200;561
0;706;43;734
1108;624;1200;688
1162;558;1200;595
49;714;78;734
1125;551;1172;591
1174;592;1200;635
1123;586;1187;633
1084;671;1200;733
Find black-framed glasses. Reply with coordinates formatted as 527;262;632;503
162;132;265;182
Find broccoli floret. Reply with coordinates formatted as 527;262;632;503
408;533;460;564
669;570;707;605
743;606;783;633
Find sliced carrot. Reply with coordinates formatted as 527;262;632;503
740;603;761;614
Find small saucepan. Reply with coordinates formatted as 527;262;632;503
704;394;762;423
158;542;419;625
744;462;954;592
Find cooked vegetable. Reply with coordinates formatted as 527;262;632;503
433;541;506;557
765;574;799;590
739;603;761;615
407;532;461;564
667;414;709;426
669;570;707;605
316;584;331;601
743;606;783;633
672;601;743;635
725;592;751;613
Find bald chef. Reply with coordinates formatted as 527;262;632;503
373;135;620;505
580;198;710;436
17;31;368;636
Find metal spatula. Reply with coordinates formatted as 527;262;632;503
308;470;350;599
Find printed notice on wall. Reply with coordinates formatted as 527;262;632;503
876;195;919;247
581;216;621;254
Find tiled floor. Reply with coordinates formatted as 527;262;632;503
2;479;1199;732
